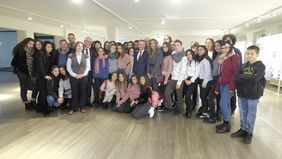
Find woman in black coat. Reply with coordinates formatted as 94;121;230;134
37;41;57;115
11;37;39;110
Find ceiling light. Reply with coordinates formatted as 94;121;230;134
129;26;133;29
60;24;64;28
72;0;82;4
27;16;32;21
246;23;250;27
134;0;140;3
161;20;165;25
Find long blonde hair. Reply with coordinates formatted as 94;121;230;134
148;39;158;57
117;72;128;93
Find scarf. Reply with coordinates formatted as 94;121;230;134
108;52;117;60
25;46;34;76
58;48;69;54
95;55;106;74
171;50;185;63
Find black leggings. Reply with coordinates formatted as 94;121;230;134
17;71;37;103
199;79;211;114
185;82;198;113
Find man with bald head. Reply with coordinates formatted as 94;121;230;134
83;36;95;107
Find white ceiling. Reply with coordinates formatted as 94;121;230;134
0;0;282;37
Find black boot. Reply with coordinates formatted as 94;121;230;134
203;116;216;123
216;120;231;133
173;105;180;115
183;111;192;118
216;113;222;121
231;129;247;138
25;102;33;111
31;100;37;110
243;132;253;144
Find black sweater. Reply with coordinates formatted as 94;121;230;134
46;75;60;100
136;86;151;105
235;61;266;99
38;52;56;78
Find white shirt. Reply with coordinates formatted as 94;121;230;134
185;60;200;83
84;48;90;56
66;52;90;78
208;51;213;59
137;50;144;61
171;52;188;86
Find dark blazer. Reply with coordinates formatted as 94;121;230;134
84;48;96;72
133;50;148;76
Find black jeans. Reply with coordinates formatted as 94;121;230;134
86;71;92;104
113;99;135;113
93;78;105;106
199;79;211;114
207;79;219;117
185;82;198;113
70;76;88;110
17;71;37;103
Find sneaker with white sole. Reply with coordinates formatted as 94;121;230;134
148;107;155;118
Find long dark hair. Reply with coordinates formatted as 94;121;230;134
12;37;35;56
42;41;56;56
117;43;126;58
162;42;172;56
35;40;44;52
186;49;196;63
58;65;69;80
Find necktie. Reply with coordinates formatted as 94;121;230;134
138;50;142;61
86;49;89;55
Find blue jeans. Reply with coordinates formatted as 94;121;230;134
220;84;234;121
238;97;259;133
47;95;60;107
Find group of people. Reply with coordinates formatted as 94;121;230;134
11;33;266;144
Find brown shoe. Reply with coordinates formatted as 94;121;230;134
68;110;75;115
80;108;86;113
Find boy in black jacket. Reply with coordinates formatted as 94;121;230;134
231;45;266;144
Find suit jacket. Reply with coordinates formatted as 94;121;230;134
84;48;96;72
133;50;148;76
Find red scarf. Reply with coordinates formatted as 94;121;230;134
95;55;106;74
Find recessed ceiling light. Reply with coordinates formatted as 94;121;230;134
134;0;140;3
60;24;64;28
161;20;165;25
246;23;250;27
72;0;82;4
129;26;133;29
27;16;32;21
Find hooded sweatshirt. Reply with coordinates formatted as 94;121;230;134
235;61;266;99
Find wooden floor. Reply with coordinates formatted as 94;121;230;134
0;72;282;159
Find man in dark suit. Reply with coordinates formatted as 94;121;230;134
83;37;96;107
133;40;148;76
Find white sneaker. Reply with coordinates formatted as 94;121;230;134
148;107;155;118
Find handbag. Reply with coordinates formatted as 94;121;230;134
27;76;37;91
